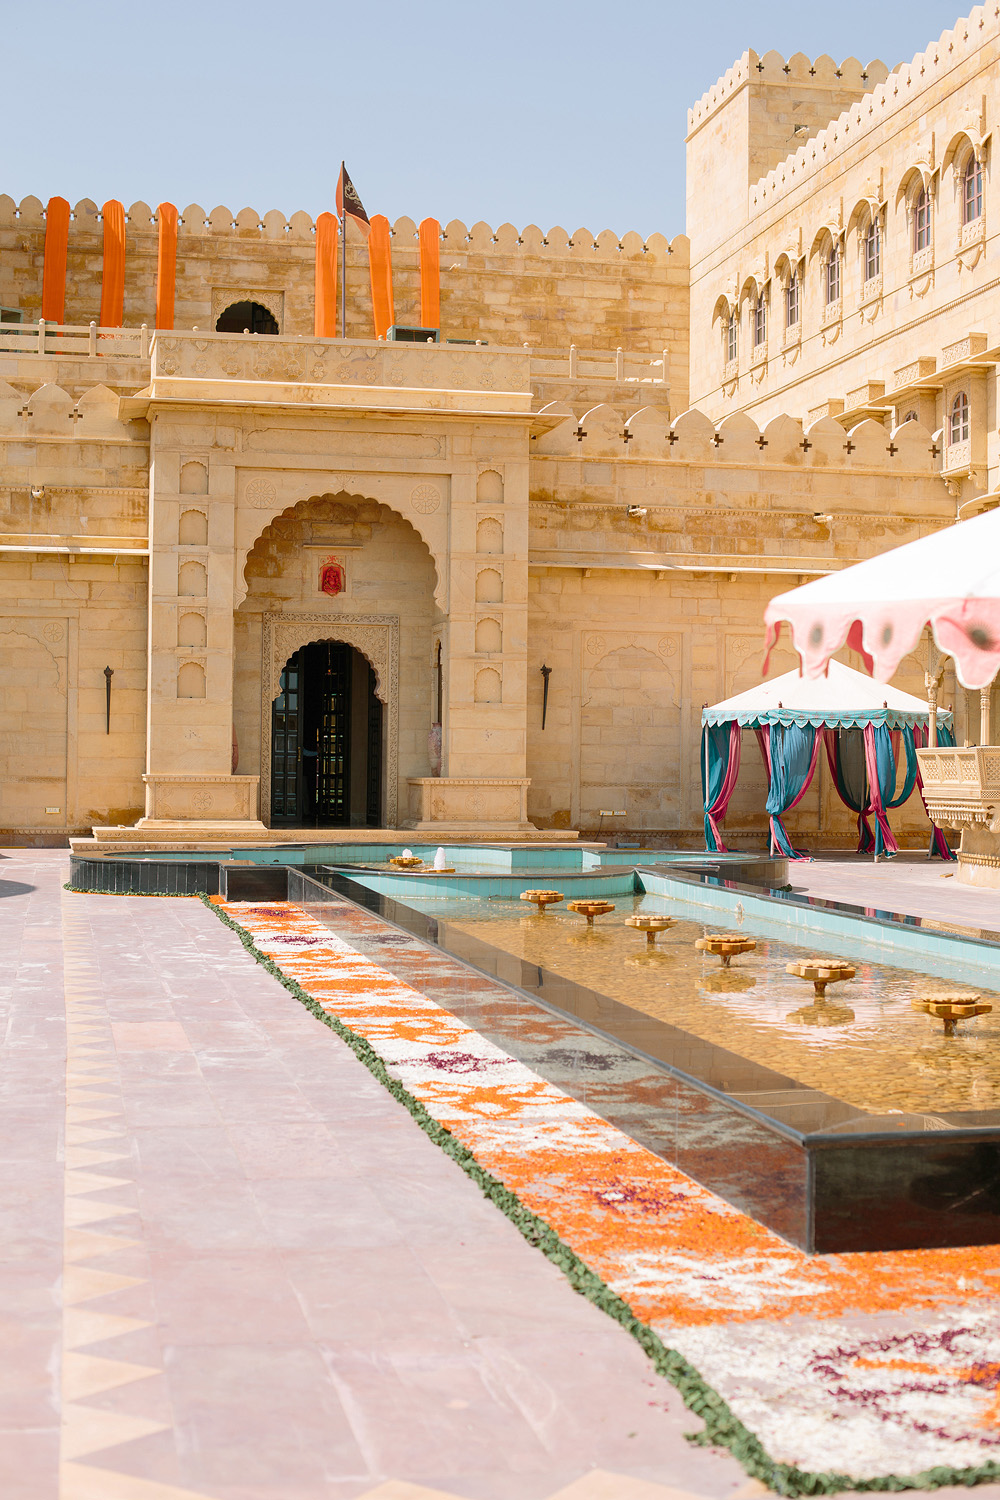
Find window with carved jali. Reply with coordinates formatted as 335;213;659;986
752;294;766;350
913;188;932;252
950;391;970;445
784;272;800;329
724;309;738;369
863;218;881;281
962;154;984;225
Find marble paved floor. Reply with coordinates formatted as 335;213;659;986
0;849;753;1500
789;851;1000;929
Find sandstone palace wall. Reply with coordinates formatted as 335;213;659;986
687;6;1000;505
0;200;689;405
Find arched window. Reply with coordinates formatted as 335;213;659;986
725;309;738;365
913;188;932;252
950;391;970;445
215;300;279;334
825;243;841;304
863;217;881;280
902;409;919;424
963;154;984;224
784;271;800;328
752;294;766;349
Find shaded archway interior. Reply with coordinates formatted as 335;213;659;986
271;640;383;827
235;492;439;831
241;492;441;608
216;301;279;334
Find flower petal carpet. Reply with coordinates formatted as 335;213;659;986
214;897;1000;1493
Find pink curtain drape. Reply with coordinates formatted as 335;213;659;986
703;721;742;852
862;722;900;856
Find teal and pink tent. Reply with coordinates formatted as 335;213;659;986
701;661;954;860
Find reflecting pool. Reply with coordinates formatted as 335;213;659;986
406;892;1000;1119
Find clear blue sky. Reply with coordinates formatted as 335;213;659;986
8;0;965;239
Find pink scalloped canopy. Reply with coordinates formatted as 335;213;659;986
764;507;1000;690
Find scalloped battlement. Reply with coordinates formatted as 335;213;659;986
533;403;941;473
688;48;889;133
0;196;686;263
749;4;996;214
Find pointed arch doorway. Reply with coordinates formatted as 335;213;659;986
261;614;400;829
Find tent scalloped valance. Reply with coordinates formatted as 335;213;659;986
702;705;951;730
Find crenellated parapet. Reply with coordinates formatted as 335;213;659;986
534;401;942;473
0;196;685;262
749;4;996;214
0;197;687;360
688;49;888;135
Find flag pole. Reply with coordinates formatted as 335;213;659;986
340;161;347;341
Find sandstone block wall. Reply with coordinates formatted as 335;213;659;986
687;50;889;257
0;198;688;376
525;422;957;842
0;379;148;837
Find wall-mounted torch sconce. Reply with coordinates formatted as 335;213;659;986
540;664;552;730
104;666;114;734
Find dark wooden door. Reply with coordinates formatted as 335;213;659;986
310;641;352;825
270;642;384;827
270;652;303;825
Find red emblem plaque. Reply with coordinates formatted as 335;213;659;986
320;556;345;596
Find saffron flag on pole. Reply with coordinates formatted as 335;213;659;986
336;164;370;238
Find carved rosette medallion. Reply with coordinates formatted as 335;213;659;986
410;484;442;515
245;479;277;508
585;631;679;663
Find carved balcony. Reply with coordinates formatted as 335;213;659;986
915;746;1000;830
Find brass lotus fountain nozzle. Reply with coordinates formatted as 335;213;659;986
695;933;757;967
520;889;564;914
566;899;616;927
388;853;423;869
625;914;676;946
912;993;993;1038
785;958;856;996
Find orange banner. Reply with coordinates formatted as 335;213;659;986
419;217;440;330
99;200;126;328
41;197;70;324
155;203;178;330
314;211;339;337
367;214;394;339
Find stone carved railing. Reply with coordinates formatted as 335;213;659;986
149;331;531;397
0;320;149;359
916;746;1000;829
531;347;668;384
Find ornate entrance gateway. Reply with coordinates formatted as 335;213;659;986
270;641;383;827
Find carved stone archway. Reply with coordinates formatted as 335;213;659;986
260;613;399;826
